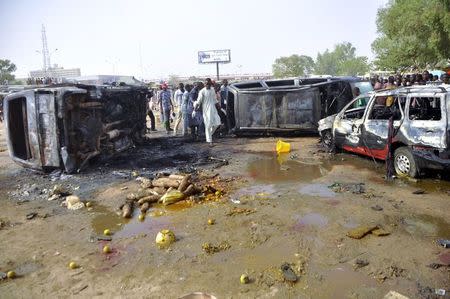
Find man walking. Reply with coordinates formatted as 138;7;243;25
172;83;185;136
181;84;193;137
194;78;221;145
158;83;174;133
146;90;156;131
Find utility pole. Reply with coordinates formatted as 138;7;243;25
216;62;220;81
41;24;51;76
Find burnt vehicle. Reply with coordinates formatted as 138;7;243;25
3;83;149;173
226;77;372;134
318;85;450;177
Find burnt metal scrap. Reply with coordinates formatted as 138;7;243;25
3;83;149;173
318;84;450;177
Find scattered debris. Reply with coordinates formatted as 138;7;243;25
6;271;16;279
383;290;410;299
65;195;85;210
329;182;365;194
202;241;230;254
371;205;383;211
427;263;446;269
26;212;38;220
412;189;426;195
280;263;298;282
435;289;446;296
0;272;6;280
103;245;112;254
371;228;391;236
73;284;88;295
437;239;450;248
179;292;217;299
354;259;370;269
240;274;250;284
347;226;378;239
155;229;176;248
276;140;291;154
226;207;256;216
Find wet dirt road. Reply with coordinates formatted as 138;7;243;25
0;123;449;299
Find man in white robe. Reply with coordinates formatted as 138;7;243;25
194;78;221;145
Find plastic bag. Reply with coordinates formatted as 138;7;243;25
159;190;185;205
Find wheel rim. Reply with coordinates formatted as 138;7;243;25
323;132;332;147
396;154;410;174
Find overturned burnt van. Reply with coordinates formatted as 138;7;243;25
226;77;372;134
318;85;450;177
3;83;148;173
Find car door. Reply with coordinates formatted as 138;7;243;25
333;95;369;151
360;95;405;160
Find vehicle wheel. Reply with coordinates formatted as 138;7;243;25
321;130;335;152
394;147;418;178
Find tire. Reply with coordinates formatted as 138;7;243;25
320;130;335;152
394;147;418;178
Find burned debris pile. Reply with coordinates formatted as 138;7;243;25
119;172;224;218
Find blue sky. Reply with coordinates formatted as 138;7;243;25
0;0;388;79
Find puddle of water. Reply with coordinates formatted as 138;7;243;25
247;154;329;183
293;213;328;230
403;214;450;238
90;203;193;239
298;183;336;198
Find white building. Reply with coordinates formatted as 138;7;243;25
29;65;81;79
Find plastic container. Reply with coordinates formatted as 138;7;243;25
276;140;291;154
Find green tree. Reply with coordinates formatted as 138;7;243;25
372;0;450;71
0;59;17;84
315;42;370;76
272;54;315;78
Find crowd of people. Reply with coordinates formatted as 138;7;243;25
370;71;449;90
26;77;60;85
146;78;229;146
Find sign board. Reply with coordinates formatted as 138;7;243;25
198;49;231;64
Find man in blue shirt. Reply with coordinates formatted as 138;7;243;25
158;83;174;132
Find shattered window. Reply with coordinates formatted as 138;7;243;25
368;96;402;120
409;97;441;121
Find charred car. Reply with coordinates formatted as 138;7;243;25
3;83;149;173
318;85;450;177
226;77;372;134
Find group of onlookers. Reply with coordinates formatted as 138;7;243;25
146;78;229;146
371;71;449;90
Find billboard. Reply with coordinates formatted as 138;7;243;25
198;49;231;64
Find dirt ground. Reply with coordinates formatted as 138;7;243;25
0;119;449;299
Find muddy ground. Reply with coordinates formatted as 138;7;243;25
0;120;449;299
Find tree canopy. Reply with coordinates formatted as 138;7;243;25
372;0;450;71
272;42;370;78
272;55;315;78
0;59;17;84
315;42;370;76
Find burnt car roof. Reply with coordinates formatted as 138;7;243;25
230;76;367;91
372;85;449;96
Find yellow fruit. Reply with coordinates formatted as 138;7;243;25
138;214;145;221
6;271;16;279
207;218;215;225
240;274;249;284
103;229;111;236
85;202;92;208
68;262;78;269
155;229;176;248
103;245;111;254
